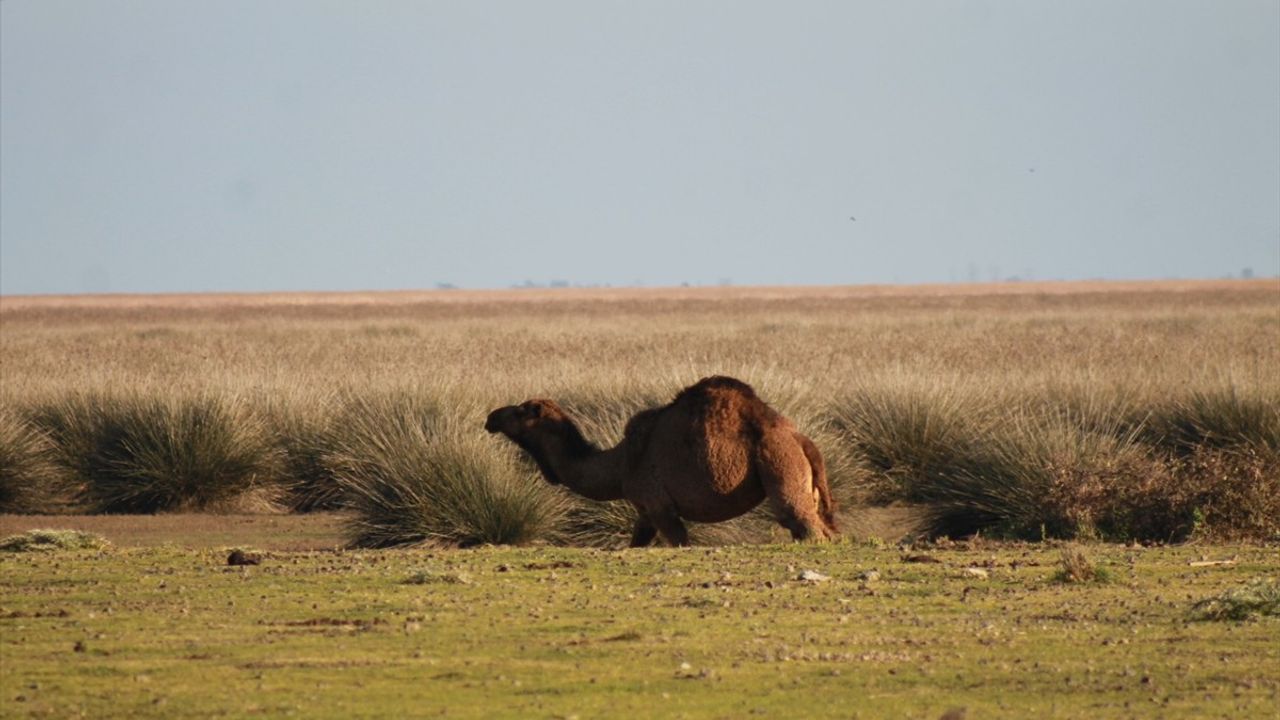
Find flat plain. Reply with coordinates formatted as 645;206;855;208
1;280;1277;718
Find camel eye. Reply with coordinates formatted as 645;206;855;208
521;402;544;419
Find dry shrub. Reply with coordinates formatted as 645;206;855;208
1166;448;1280;541
1052;545;1111;583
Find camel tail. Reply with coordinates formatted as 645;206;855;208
799;434;839;535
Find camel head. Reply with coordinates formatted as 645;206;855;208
484;399;573;440
485;399;601;488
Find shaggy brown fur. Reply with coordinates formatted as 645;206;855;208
485;376;839;547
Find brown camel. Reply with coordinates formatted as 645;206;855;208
484;376;838;547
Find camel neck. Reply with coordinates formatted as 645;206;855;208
523;422;625;502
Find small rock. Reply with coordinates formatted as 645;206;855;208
858;570;881;582
799;570;831;583
962;567;989;580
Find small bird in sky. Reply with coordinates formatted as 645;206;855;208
849;216;857;221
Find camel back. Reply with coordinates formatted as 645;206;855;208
671;376;783;430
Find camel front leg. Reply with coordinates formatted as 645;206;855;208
650;509;690;547
629;515;657;548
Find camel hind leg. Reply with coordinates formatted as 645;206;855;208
797;432;839;536
757;437;832;542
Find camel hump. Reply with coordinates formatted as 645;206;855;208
675;375;759;403
673;376;771;415
673;376;783;428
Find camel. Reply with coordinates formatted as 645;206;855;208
484;376;838;546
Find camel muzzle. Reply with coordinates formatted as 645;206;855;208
483;410;507;434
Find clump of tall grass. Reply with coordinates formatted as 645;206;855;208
918;414;1156;540
32;393;283;514
264;394;345;512
830;380;1280;542
331;394;567;548
0;410;64;513
1127;385;1280;540
830;383;993;504
1143;386;1280;456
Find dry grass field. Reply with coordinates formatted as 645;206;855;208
2;279;1278;544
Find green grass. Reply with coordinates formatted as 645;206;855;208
1;539;1276;718
0;528;110;552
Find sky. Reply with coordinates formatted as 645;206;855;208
2;1;1278;295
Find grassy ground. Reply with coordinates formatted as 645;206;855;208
1;281;1277;717
1;532;1277;719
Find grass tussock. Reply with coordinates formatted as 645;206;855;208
332;394;567;548
264;395;345;512
830;383;991;505
1189;579;1280;622
31;393;283;514
831;387;1279;543
0;529;110;552
1145;387;1280;456
0;410;64;513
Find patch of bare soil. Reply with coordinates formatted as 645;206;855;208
840;505;929;543
0;513;347;550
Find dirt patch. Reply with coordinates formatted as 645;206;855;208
0;513;347;550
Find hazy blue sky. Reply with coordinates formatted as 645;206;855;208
2;1;1278;294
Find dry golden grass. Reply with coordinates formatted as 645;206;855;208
2;279;1275;404
2;279;1276;542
